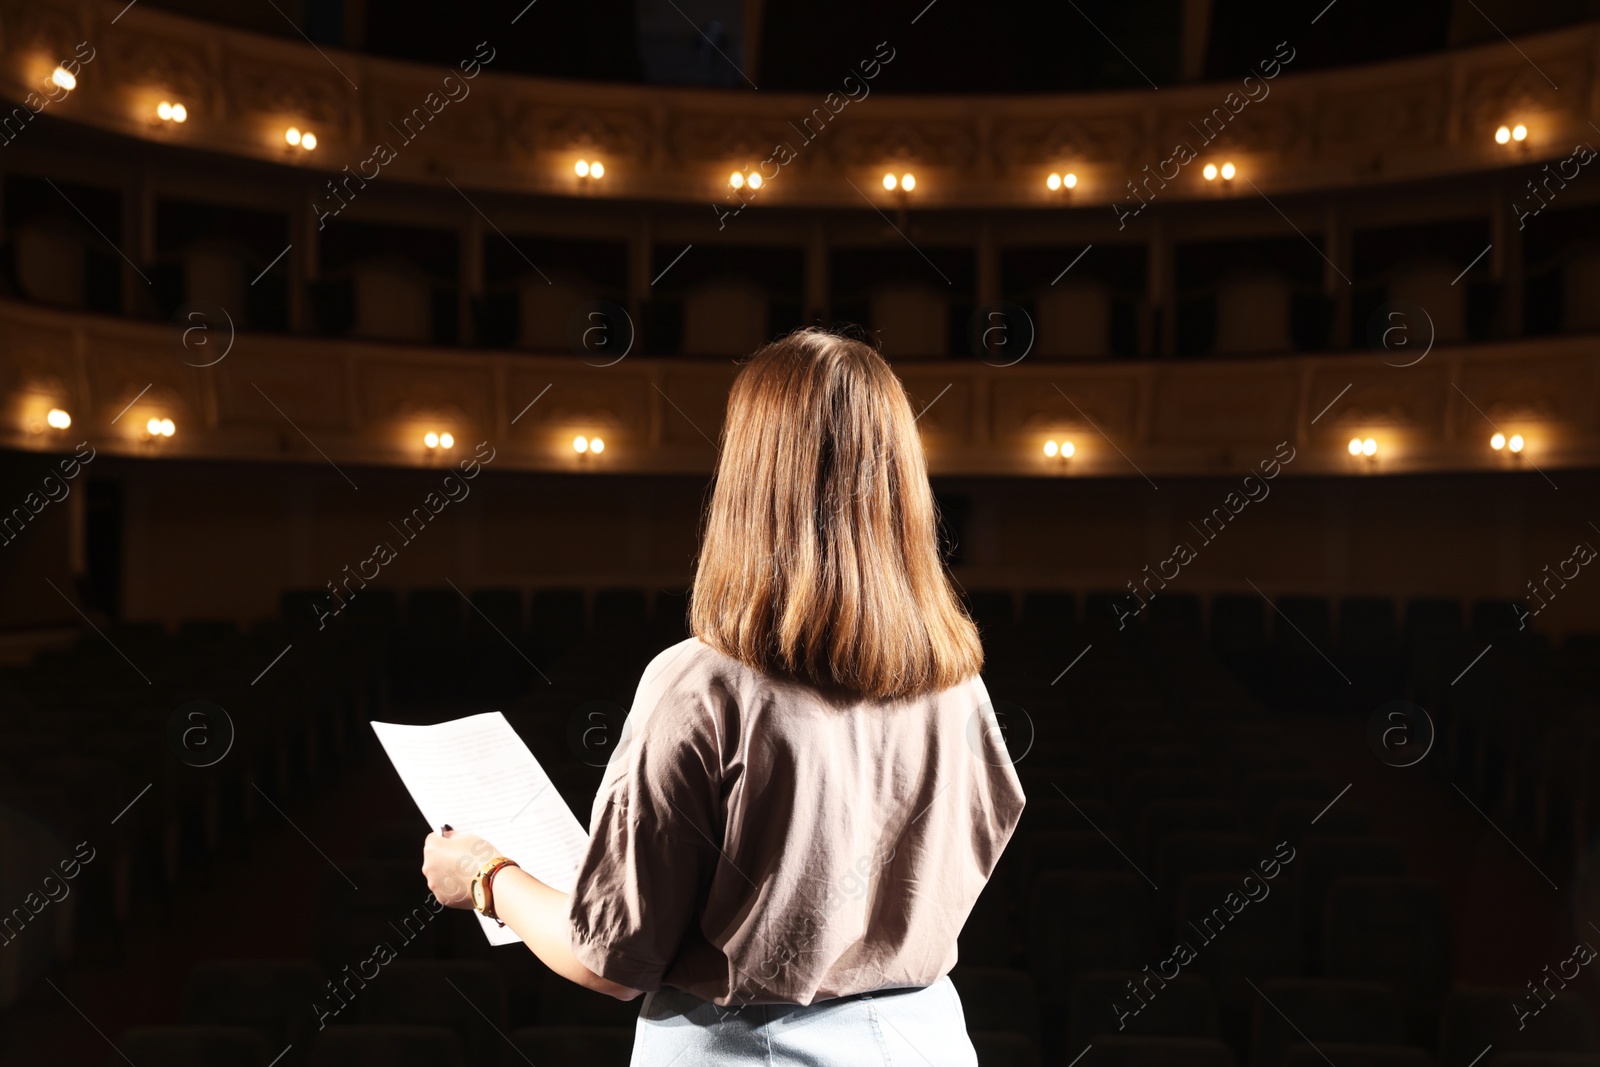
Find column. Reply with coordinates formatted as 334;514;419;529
1148;217;1173;357
461;212;484;345
804;216;828;323
628;212;652;330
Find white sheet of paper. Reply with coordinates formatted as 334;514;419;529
370;712;591;946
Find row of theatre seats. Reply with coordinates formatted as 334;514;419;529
3;583;1595;1066
0;612;382;1016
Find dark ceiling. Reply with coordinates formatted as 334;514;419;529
149;0;1600;92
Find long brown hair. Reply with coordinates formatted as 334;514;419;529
690;328;982;700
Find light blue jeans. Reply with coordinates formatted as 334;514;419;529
631;976;979;1066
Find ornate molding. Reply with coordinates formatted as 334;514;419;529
2;298;1596;479
1;0;1597;208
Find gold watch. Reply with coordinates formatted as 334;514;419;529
470;856;518;925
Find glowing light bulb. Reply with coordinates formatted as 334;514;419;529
1062;440;1075;457
1362;437;1377;456
46;408;70;429
747;172;762;189
573;435;589;454
286;127;302;146
1491;432;1506;450
300;131;317;150
590;437;605;454
1044;440;1059;457
1203;163;1218;181
160;418;175;437
575;160;590;177
1495;125;1511;144
590;161;604;178
424;432;439;448
51;66;75;91
1348;437;1363;456
439;432;454;449
1509;434;1525;453
1047;173;1062;191
1512;124;1527;142
172;103;187;123
157;101;173;120
1063;172;1077;189
730;171;745;189
900;173;915;191
882;173;898;191
1220;161;1236;180
147;417;162;436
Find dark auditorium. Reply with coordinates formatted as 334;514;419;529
3;0;1600;1064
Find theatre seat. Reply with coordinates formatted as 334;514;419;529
311;862;443;975
950;966;1040;1042
1177;874;1306;1010
1268;800;1370;842
593;588;649;636
1239;775;1342;834
1157;833;1265;889
966;590;1018;639
531;588;586;659
179;960;326;1062
959;880;1015;967
970;1030;1040;1066
1210;595;1266;656
1026;873;1158;999
1248;979;1403;1067
114;1025;269;1067
1024;830;1134;885
1297;838;1405;958
1338;597;1397;657
361;819;432;862
1067;971;1220;1046
509;1026;634;1066
1089;1036;1237;1067
466;587;527;695
1403;597;1462;651
358;961;507;1064
1280;1044;1430;1067
307;1025;464;1067
1149;595;1203;641
1021;590;1076;643
654;588;692;644
1439;987;1597;1066
1322;877;1451;1027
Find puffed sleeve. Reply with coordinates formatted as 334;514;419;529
565;643;726;992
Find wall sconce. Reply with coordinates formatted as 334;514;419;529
24;406;72;435
1347;436;1377;461
145;416;176;440
729;169;762;190
1043;439;1075;465
1203;161;1236;183
285;127;317;151
423;431;455;450
573;434;606;457
882;172;916;192
51;66;76;92
156;101;188;124
575;159;605;181
1046;172;1078;193
1490;432;1525;456
1495;124;1528;146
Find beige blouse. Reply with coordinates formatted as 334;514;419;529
566;636;1026;1006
